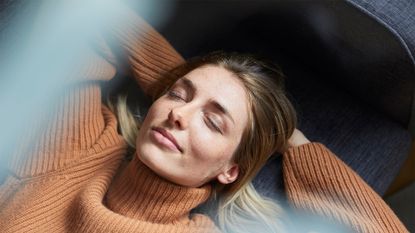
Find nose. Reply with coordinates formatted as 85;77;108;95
168;106;190;130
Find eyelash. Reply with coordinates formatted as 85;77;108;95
167;90;184;100
205;113;222;134
167;89;222;134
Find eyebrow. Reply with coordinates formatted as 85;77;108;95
181;77;196;94
211;101;235;125
180;77;235;125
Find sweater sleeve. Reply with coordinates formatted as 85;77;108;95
283;142;409;233
94;2;185;96
7;2;184;178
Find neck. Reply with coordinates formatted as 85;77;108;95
105;156;212;224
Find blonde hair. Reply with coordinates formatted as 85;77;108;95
109;52;296;233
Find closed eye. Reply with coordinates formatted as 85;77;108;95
205;115;223;134
167;90;185;101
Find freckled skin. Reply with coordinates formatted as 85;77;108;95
136;65;249;187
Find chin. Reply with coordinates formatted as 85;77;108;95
137;145;170;175
136;142;195;187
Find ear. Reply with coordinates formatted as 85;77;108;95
217;163;239;184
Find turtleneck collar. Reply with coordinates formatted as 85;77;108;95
104;155;212;224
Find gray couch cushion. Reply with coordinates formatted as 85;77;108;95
345;0;415;132
253;73;412;199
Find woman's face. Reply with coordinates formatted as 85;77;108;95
136;65;249;187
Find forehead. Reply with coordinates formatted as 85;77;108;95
185;65;243;88
182;65;250;126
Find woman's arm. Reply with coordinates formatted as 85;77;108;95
283;130;408;233
95;2;185;96
7;2;184;178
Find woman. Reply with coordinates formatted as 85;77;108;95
0;4;408;233
108;51;296;233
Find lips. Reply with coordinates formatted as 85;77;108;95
151;127;182;152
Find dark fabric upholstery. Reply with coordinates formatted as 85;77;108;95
346;0;415;61
253;75;412;199
344;0;415;131
252;0;415;198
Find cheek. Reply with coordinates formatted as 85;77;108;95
145;100;164;120
140;99;168;127
188;126;237;164
136;101;166;144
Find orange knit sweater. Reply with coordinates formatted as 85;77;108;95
0;3;408;233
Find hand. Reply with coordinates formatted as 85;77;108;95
288;128;310;149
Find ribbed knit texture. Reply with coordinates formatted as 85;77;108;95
0;2;408;233
283;143;409;233
105;157;212;224
97;2;185;95
65;156;217;233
